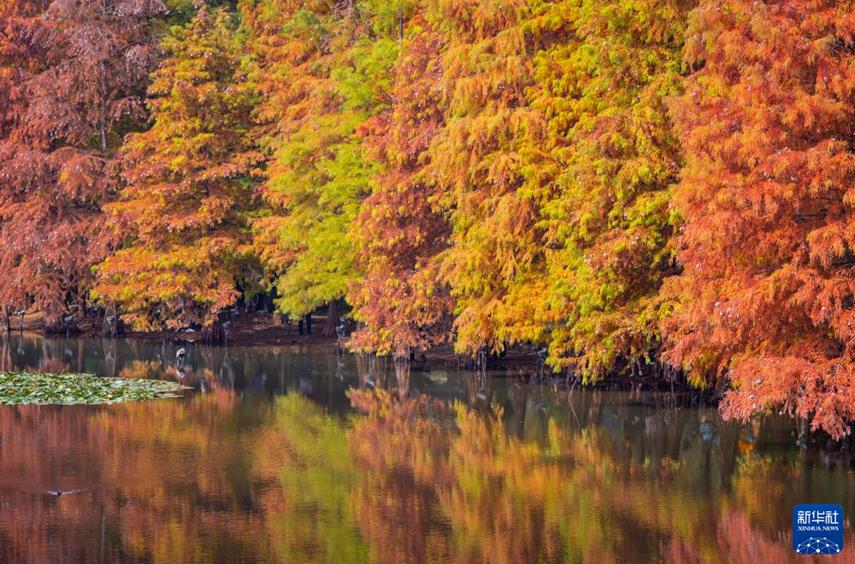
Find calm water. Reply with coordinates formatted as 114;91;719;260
0;335;853;563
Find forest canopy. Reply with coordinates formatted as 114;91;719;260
2;0;855;438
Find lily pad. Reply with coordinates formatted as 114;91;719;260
0;372;187;405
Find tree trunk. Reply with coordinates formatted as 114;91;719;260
78;293;88;320
104;304;118;337
322;301;339;337
205;321;225;345
394;358;410;397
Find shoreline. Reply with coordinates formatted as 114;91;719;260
7;310;700;394
7;320;852;446
11;311;337;347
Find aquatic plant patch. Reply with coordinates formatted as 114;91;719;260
0;372;186;405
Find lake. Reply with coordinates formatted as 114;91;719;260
0;335;852;563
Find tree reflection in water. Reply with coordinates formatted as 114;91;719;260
0;351;852;562
345;389;854;564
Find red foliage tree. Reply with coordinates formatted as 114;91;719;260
348;19;454;358
666;0;855;438
0;0;165;330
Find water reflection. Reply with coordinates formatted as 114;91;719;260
0;335;853;563
0;334;361;412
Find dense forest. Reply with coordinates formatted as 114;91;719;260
2;0;855;437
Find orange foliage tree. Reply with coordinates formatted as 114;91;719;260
93;7;262;331
666;0;855;437
424;0;541;356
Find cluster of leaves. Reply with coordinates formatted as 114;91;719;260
0;0;168;329
92;6;262;330
0;372;184;404
6;0;855;436
246;0;407;322
666;0;855;438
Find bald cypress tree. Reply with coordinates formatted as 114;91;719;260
0;0;167;330
94;7;262;331
666;0;855;438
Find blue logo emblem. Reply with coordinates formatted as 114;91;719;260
793;504;844;555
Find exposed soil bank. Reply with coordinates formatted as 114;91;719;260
12;310;335;347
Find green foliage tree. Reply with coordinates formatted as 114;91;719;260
248;1;407;333
521;0;690;379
